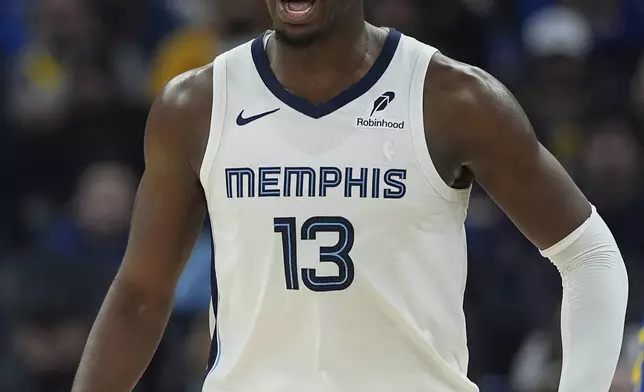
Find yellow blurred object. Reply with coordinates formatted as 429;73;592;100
633;326;644;392
149;28;219;98
26;51;64;89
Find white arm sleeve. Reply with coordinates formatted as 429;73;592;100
540;205;629;392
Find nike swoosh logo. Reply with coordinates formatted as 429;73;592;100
236;108;280;126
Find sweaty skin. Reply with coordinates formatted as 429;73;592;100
72;5;590;392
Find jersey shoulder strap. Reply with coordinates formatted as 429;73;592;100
406;37;470;203
200;51;229;197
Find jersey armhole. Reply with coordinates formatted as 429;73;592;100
199;53;229;200
408;46;471;203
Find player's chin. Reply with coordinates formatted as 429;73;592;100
274;25;324;47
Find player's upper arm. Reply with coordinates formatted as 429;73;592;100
118;66;213;296
425;54;590;249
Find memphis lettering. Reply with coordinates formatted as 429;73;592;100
225;167;407;199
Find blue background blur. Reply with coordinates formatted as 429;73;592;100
1;0;643;391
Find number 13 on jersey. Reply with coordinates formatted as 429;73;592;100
274;216;355;292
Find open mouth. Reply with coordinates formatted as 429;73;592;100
278;0;319;24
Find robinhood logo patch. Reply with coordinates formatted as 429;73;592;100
371;91;396;116
357;91;405;129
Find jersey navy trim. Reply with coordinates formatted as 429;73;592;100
251;29;402;119
205;224;220;377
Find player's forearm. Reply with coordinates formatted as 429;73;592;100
541;206;629;392
72;275;175;392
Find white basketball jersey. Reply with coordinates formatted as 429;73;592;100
199;29;476;392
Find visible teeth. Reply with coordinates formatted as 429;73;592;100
286;0;313;12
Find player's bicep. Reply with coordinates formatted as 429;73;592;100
118;90;206;296
122;171;205;293
473;126;590;249
457;69;591;249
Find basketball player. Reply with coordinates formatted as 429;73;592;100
72;1;629;391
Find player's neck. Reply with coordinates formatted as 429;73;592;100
268;21;386;104
272;16;368;67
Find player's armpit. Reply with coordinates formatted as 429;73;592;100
424;53;590;250
72;65;213;392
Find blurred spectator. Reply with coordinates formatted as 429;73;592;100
149;0;218;98
212;0;271;51
578;118;644;250
8;0;98;128
149;0;270;98
523;5;592;59
561;0;621;40
89;0;174;103
38;162;137;266
521;5;591;170
0;260;112;392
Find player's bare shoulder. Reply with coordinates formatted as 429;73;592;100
422;53;536;184
424;53;508;105
148;63;214;173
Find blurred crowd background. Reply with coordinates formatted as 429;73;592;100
1;0;643;391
